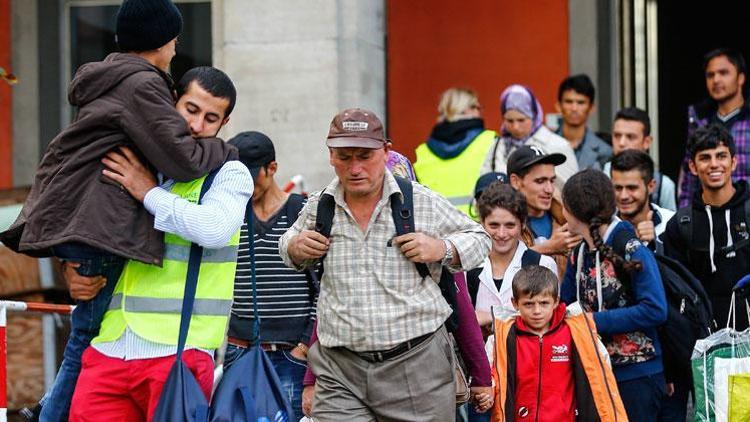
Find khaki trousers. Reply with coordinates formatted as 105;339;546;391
308;326;456;422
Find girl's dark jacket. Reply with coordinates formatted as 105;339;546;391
0;53;237;265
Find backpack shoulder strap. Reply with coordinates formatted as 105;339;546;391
285;193;306;223
314;192;336;238
490;136;501;172
521;248;542;267
391;177;430;279
675;207;694;259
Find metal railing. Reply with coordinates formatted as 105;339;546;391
0;301;74;422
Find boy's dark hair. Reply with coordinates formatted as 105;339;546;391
177;66;237;118
611;149;654;185
614;107;651;136
703;47;747;77
511;265;559;300
688;123;736;159
477;182;528;223
562;169;642;274
557;74;596;103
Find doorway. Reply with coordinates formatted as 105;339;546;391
657;1;750;181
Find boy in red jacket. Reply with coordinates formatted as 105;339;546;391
491;265;626;421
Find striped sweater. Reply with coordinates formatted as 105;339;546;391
228;194;317;344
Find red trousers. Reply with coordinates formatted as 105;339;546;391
69;347;214;421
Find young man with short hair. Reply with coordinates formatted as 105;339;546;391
663;123;750;422
507;146;581;277
604;107;677;211
664;123;750;330
611;150;675;253
555;74;612;170
679;48;750;208
64;67;252;420
222;131;316;422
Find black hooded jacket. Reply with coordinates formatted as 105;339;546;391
663;180;750;329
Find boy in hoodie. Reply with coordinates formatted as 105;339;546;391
491;265;626;421
7;1;236;420
663;122;750;330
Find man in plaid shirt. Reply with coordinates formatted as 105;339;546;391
679;48;750;207
280;108;490;421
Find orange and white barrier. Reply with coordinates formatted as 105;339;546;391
282;174;306;195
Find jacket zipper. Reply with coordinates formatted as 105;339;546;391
535;335;543;422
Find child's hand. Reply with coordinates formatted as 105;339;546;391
63;262;106;301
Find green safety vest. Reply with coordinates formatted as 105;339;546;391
93;175;240;350
414;129;496;216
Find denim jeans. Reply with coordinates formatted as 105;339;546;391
39;243;125;422
224;344;307;422
618;372;667;422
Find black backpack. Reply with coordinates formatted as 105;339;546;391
610;229;715;366
314;176;461;333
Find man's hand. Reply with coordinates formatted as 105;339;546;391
636;211;655;243
63;262;106;301
102;146;157;203
470;386;494;413
392;232;447;263
537;224;582;255
289;230;330;265
302;385;315;416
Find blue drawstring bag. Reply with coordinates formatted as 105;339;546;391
152;171;219;422
209;201;294;421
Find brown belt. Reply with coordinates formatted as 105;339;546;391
227;336;294;352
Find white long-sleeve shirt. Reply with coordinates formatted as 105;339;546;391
94;160;253;360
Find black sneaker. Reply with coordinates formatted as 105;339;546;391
19;403;41;421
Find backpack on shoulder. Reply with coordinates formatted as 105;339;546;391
314;176;470;405
610;229;715;367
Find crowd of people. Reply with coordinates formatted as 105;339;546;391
2;0;750;421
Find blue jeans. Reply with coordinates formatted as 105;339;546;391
618;372;667;422
224;344;307;422
39;244;125;422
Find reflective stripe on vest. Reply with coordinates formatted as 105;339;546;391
106;293;232;316
414;129;495;216
93;174;240;350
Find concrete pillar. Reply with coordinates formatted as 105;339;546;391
11;0;40;187
212;0;386;192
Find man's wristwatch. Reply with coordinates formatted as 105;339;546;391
441;239;454;266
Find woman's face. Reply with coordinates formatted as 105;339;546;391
562;206;587;236
482;207;522;256
503;109;534;139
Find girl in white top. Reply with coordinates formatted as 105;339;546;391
473;182;557;330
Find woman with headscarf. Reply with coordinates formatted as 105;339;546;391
480;84;578;193
414;88;497;216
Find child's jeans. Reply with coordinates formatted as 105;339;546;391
39;243;125;422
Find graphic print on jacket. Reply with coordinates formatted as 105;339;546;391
573;249;656;366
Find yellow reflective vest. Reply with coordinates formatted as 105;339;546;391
93;175;240;350
414;129;496;216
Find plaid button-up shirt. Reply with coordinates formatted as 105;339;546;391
279;171;490;351
678;101;750;208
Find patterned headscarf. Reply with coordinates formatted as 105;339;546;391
500;84;544;142
386;150;417;181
